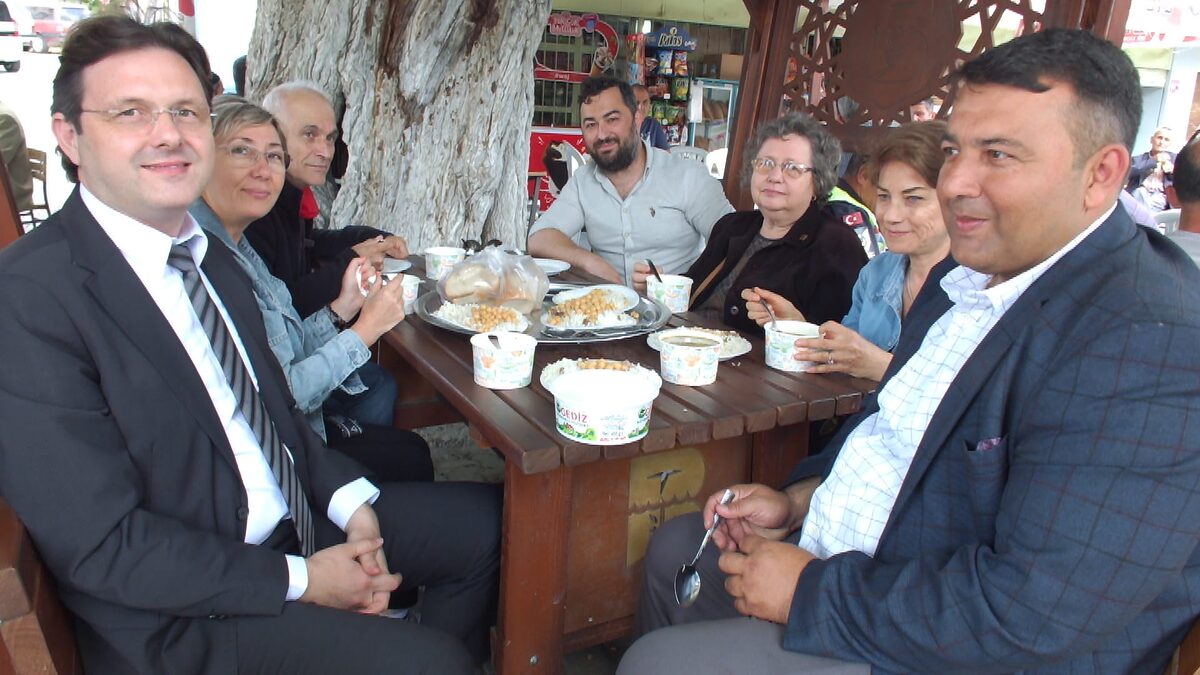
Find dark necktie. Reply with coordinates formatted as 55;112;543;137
167;242;315;556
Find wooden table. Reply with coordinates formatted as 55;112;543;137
379;260;876;674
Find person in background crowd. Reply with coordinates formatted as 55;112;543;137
621;28;1200;674
1127;125;1176;193
633;84;671;151
747;121;952;382
0;99;32;212
634;112;866;334
233;54;247;96
1167;131;1200;265
829;148;881;257
528;76;733;285
908;97;936;122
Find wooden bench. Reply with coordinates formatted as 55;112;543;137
0;499;80;675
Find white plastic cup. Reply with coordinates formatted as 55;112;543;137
764;320;821;372
470;331;537;389
647;274;693;313
658;330;721;386
424;246;466;280
399;274;421;314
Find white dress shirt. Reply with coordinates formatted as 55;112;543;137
798;204;1116;559
83;187;379;599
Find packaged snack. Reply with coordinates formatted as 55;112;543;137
673;50;689;77
656;49;674;75
672;77;690;101
644;55;659;75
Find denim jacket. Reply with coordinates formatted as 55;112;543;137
191;200;368;440
842;251;906;352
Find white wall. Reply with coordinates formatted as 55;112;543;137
193;0;257;94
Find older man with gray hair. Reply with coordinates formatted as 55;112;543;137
245;82;408;319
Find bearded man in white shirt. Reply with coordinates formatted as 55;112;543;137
0;15;498;674
621;28;1200;675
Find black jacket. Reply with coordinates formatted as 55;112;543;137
243;182;385;318
686;208;867;334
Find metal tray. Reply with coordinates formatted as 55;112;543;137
414;285;673;344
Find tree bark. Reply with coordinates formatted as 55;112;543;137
247;0;551;251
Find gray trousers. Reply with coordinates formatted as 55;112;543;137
622;512;869;674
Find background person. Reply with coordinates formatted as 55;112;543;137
633;84;670;151
1167;132;1200;265
634;112;865;332
745;122;952;381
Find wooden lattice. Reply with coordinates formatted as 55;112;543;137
780;0;1048;147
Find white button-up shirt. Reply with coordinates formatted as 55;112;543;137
83;187;378;599
529;141;733;284
798;205;1115;559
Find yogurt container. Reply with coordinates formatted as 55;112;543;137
646;274;693;313
764;320;821;372
424;246;467;280
470;331;537;389
399;274;421;314
543;365;662;445
657;329;721;386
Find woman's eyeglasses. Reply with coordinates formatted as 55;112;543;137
219;144;289;173
750;157;814;180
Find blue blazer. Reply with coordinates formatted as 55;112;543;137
783;207;1200;673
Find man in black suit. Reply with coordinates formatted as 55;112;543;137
0;16;498;674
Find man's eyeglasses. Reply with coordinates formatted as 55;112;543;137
219;144;289;173
80;106;214;130
750;157;814;180
461;238;503;253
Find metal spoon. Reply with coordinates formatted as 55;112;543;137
647;259;664;284
760;299;777;330
674;488;735;608
488;333;502;349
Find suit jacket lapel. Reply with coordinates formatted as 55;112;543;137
885;208;1137;514
62;191;239;470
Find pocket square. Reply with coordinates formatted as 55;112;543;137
971;437;1004;453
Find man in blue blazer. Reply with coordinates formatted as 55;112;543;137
621;29;1200;675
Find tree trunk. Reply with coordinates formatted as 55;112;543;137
247;0;551;251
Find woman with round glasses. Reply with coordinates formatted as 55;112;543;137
747;121;953;381
638;112;867;333
189;97;432;483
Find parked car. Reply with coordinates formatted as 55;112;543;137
0;1;22;72
25;1;86;53
5;0;32;51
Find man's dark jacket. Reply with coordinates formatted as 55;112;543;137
244;182;384;317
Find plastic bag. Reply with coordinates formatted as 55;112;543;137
436;247;550;315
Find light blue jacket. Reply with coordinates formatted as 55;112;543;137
191;199;369;440
841;251;906;352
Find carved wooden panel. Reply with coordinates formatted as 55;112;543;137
778;0;1052;149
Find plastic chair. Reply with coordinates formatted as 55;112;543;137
670;145;707;163
19;148;51;229
1156;208;1181;235
559;143;587;177
704;148;728;178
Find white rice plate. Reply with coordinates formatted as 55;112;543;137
543;308;637;331
433;303;529;333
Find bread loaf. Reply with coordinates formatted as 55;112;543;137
443;265;500;304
